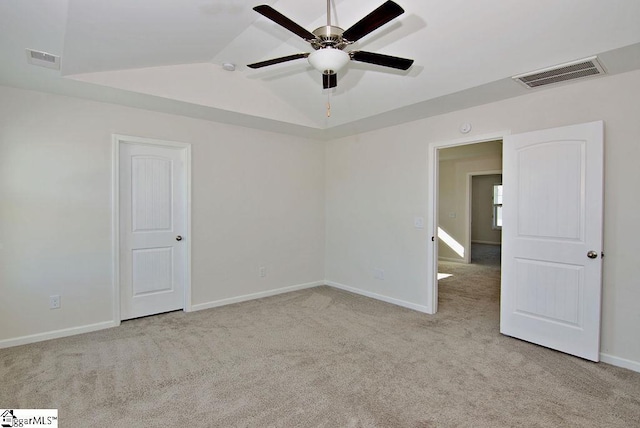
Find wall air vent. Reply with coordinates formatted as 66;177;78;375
513;56;606;89
26;49;61;70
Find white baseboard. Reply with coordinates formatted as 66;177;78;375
600;353;640;373
0;282;323;349
191;280;324;312
325;280;431;314
4;290;635;376
0;321;117;349
471;240;501;245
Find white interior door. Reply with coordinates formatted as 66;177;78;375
119;141;187;320
500;121;603;361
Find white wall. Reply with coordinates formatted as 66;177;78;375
0;86;325;344
324;129;431;311
325;69;640;367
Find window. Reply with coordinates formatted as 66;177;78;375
493;184;503;229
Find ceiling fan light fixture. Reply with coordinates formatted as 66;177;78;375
308;48;349;74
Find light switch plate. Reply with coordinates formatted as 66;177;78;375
414;217;424;229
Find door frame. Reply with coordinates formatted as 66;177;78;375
466;170;502;263
112;134;192;325
426;130;509;314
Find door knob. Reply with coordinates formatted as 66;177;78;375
587;250;598;259
176;235;183;241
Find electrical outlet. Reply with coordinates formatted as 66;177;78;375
50;295;60;309
374;268;385;280
259;266;266;277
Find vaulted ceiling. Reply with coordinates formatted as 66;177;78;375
2;0;640;139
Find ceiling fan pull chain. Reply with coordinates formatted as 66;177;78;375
326;91;331;117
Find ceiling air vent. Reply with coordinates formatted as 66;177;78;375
513;56;606;89
26;49;60;70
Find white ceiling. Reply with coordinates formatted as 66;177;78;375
2;0;640;138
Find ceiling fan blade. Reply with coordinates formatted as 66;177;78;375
350;50;413;70
323;73;337;89
342;1;405;42
247;53;309;69
253;5;316;41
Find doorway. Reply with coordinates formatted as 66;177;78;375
435;141;503;312
112;135;192;322
427;122;603;361
426;131;508;314
470;173;502;265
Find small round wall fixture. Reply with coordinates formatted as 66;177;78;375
222;63;236;71
459;123;472;134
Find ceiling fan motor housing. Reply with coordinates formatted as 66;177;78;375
310;26;349;50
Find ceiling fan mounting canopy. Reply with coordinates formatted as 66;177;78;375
247;0;414;89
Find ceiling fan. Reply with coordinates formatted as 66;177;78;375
247;0;414;89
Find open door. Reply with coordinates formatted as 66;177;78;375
500;121;603;361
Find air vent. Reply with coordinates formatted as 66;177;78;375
26;49;60;70
513;56;606;89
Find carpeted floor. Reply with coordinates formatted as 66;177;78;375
2;252;639;427
469;242;501;267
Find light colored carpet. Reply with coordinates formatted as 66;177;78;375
2;258;639;427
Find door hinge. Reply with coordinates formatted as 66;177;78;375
431;236;435;242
